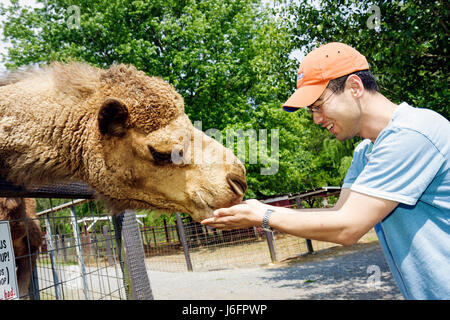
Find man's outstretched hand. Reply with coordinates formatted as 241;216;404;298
201;199;269;230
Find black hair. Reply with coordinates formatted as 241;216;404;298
327;69;379;93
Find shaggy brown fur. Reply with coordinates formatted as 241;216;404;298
0;62;246;221
0;198;42;299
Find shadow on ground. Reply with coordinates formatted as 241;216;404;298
149;241;403;300
259;242;403;299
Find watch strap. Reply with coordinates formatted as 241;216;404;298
262;209;274;232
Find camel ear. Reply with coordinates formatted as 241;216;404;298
98;98;129;137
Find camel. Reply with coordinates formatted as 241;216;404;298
0;198;42;299
0;61;247;222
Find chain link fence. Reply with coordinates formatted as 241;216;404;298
141;187;377;272
0;178;152;300
35;200;127;300
141;216;377;273
1;184;377;300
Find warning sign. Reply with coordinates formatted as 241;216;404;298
0;221;18;300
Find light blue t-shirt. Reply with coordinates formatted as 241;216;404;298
343;102;450;300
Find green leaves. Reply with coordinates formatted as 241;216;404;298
3;0;441;201
288;0;449;119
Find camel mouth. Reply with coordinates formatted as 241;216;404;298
195;191;215;211
226;173;247;196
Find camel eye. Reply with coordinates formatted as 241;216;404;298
148;146;172;164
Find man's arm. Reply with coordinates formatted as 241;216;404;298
267;189;397;245
201;189;398;246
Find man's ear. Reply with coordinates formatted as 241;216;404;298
98;98;129;137
346;74;364;98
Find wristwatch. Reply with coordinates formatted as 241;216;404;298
262;209;274;232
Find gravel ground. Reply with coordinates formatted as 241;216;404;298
148;241;403;300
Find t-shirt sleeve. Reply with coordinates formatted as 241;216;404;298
350;128;445;205
342;139;372;189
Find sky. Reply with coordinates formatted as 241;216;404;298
0;0;10;72
0;0;44;72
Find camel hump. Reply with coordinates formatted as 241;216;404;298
51;61;101;99
0;60;101;99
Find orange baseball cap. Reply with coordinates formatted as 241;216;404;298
282;42;370;112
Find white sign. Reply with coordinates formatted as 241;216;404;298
0;221;19;300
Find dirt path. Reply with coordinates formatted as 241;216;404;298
148;242;403;300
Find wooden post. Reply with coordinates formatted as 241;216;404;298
306;238;314;254
142;226;150;250
151;228;157;247
176;213;193;271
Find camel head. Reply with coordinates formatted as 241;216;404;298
88;64;247;221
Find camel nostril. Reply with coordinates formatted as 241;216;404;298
226;173;247;196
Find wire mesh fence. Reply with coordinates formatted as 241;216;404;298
1;186;378;299
36;201;127;300
140;188;378;273
141;214;377;273
1;198;129;300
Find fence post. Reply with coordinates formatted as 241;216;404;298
121;210;153;300
151;228;157;247
295;196;314;254
29;264;40;300
176;213;193;272
112;214;131;299
306;239;314;254
103;225;114;266
44;215;61;300
163;218;170;243
59;234;68;264
69;205;90;300
265;231;278;263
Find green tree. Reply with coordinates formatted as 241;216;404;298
287;0;449;119
0;0;359;199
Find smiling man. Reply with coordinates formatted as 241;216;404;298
202;42;450;299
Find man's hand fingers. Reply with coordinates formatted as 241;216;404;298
201;217;216;225
213;207;235;217
200;219;231;230
201;203;252;230
201;216;236;229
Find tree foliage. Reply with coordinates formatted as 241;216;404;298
287;0;449;119
1;0;441;201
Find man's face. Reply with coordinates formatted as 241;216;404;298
307;87;361;141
